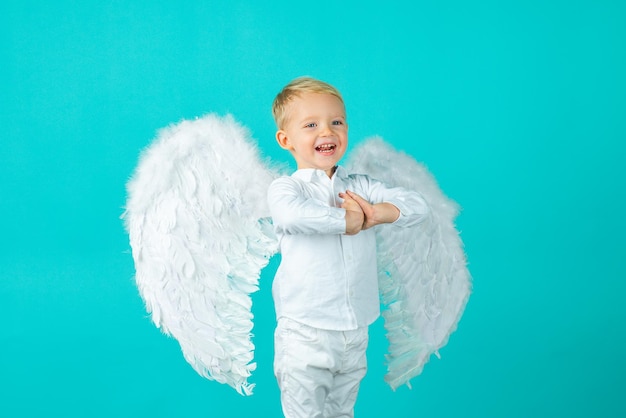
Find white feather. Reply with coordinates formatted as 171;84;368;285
345;138;471;390
122;114;278;395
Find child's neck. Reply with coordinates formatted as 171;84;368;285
324;166;337;178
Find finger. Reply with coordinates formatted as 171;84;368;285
346;191;372;211
339;192;356;202
346;190;368;204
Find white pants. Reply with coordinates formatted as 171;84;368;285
274;318;369;418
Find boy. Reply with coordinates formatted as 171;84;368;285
267;77;429;417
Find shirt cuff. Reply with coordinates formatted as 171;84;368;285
386;196;429;228
326;207;347;234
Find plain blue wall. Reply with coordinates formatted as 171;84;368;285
1;1;624;417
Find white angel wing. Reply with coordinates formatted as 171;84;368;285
122;114;278;395
345;137;471;390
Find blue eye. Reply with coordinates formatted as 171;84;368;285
332;120;343;125
305;122;316;128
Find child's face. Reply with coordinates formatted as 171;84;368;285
276;92;347;177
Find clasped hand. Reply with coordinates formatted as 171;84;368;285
339;190;400;235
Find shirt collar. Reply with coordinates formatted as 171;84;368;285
291;166;347;182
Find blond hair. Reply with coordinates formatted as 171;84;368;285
272;76;344;129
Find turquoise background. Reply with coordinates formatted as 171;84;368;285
2;1;624;417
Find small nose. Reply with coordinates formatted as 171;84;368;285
319;123;333;136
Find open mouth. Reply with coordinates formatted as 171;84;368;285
315;144;336;154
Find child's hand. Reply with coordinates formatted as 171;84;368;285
340;192;364;235
344;190;400;230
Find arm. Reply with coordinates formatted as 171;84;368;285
342;191;400;230
267;177;363;235
348;175;431;229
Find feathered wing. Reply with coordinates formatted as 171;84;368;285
345;138;471;390
122;114;278;395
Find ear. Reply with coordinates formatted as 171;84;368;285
276;130;293;151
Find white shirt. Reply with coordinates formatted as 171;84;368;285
267;166;429;331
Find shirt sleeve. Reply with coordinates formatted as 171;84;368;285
267;177;346;235
356;175;430;228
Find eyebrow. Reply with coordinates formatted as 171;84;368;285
296;114;346;123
